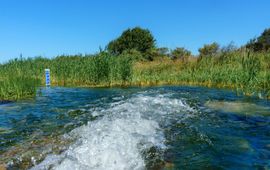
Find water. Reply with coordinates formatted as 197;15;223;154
0;86;270;169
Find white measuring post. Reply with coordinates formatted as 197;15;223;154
45;69;51;87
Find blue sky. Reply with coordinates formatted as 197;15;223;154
0;0;270;63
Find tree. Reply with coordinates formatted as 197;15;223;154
198;42;219;57
107;27;156;58
246;38;264;52
220;42;237;53
157;47;169;56
246;28;270;52
171;47;191;60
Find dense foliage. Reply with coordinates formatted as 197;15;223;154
171;47;192;60
133;50;270;98
1;27;270;100
199;42;219;58
0;53;133;100
246;28;270;52
107;27;155;60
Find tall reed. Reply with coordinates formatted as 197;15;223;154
0;53;133;100
0;50;269;100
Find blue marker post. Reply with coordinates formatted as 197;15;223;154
45;69;51;87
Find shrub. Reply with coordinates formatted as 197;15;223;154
171;47;192;60
107;27;156;60
199;42;219;58
246;28;270;52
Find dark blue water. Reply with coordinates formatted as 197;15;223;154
0;86;269;169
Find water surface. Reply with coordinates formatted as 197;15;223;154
0;86;270;169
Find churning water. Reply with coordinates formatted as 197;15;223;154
0;86;270;169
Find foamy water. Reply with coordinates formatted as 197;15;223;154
31;92;195;170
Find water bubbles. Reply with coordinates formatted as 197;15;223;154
34;92;194;170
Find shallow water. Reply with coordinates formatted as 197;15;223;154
0;86;270;169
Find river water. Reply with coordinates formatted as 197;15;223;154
0;86;270;169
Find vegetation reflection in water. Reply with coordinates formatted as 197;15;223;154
0;86;269;169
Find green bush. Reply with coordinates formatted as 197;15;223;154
246;28;270;52
199;42;220;58
171;47;192;60
107;27;156;60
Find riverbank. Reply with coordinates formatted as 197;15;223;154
0;50;269;101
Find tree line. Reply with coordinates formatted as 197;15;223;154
105;27;270;61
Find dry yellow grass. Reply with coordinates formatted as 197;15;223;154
0;164;6;170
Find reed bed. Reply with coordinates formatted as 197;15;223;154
0;53;133;100
0;50;269;100
132;51;270;98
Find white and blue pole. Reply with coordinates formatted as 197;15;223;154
45;69;51;87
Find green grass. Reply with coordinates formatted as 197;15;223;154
0;53;133;100
0;58;40;100
132;50;270;98
0;50;270;101
0;76;39;101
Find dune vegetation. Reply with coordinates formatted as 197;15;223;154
0;27;270;101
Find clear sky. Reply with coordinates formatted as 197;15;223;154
0;0;270;63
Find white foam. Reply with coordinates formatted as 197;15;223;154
32;93;194;170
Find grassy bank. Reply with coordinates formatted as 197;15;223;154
133;51;270;98
0;53;133;100
0;50;270;101
0;58;40;101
